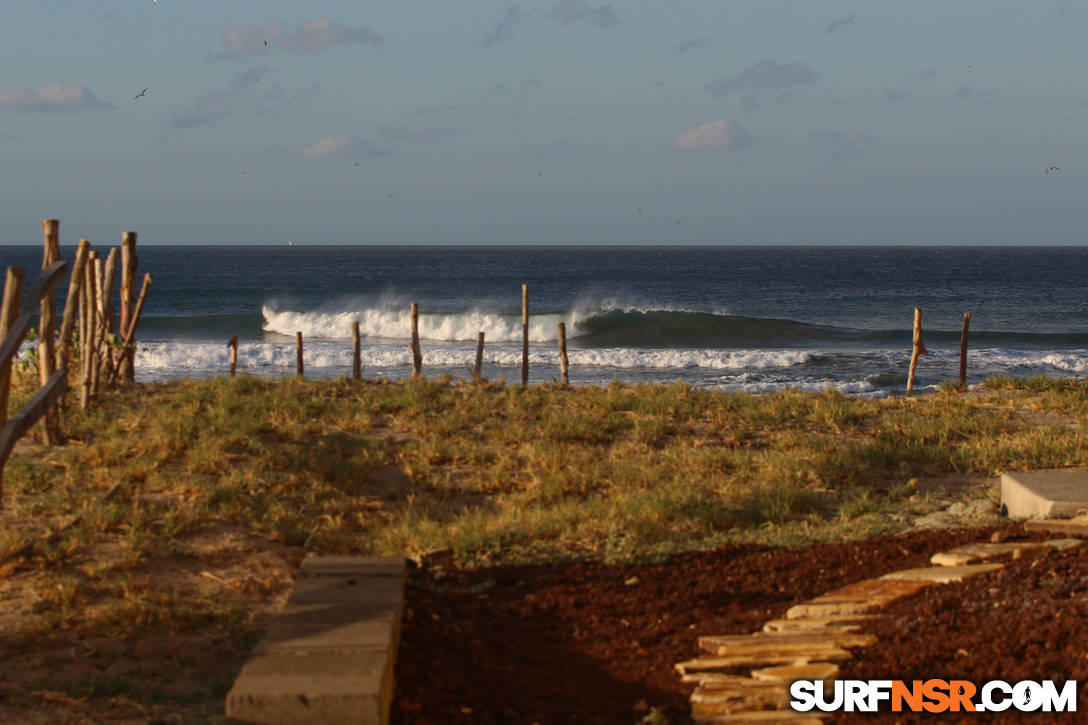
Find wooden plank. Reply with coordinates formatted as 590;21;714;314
557;321;569;385
0;267;27;426
521;283;529;386
410;302;421;377
21;260;68;316
352;321;361;379
56;240;90;374
0;312;34;372
0;369;67;466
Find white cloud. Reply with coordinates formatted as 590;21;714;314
221;22;282;57
0;82;104;113
548;1;619;28
823;15;855;35
671;37;716;58
705;59;818;98
481;2;620;46
216;18;382;59
301;135;388;160
169;67;267;129
378;124;465;146
810;130;878;161
282;18;383;54
674;120;753;150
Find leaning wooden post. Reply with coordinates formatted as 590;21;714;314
0;266;24;499
958;312;971;392
474;331;485;381
118;231;137;382
296;331;304;377
56;240;90;375
81;251;99;410
100;248;120;373
906;307;928;397
410;303;422;378
39;219;62;443
78;256;89;393
521;284;529;386
104;273;150;385
557;322;569;385
352;322;361;380
228;335;238;378
0;267;26;427
91;254;108;394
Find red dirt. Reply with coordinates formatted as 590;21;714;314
393;525;1085;724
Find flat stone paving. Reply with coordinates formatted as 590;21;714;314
676;536;1082;724
1001;470;1088;520
226;555;406;725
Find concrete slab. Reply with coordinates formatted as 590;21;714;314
226;648;391;724
810;578;934;607
1024;518;1088;537
226;555;406;725
699;632;876;653
1001;470;1088;520
750;663;840;684
763;615;878;633
929;541;1053;567
881;563;1003;583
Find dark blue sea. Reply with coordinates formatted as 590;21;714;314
3;245;1087;395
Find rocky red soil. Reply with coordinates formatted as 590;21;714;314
393;524;1086;724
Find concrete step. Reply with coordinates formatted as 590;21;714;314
226;555;406;725
1001;470;1088;520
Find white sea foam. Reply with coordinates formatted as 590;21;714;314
261;304;593;343
134;340;815;376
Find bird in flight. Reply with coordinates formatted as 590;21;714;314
1046;166;1061;174
134;88;148;100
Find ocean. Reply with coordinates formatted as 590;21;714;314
2;245;1087;396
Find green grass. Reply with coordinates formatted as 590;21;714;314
5;372;1086;570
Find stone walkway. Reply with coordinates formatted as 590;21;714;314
674;536;1082;724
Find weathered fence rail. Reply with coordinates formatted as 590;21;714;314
0;260;70;508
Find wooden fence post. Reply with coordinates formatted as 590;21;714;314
79;248;89;382
410;303;421;378
109;273;150;385
39;219;62;443
906;307;927;397
81;251;98;409
0;266;23;502
0;260;69;507
0;267;26;427
56;240;90;375
101;247;120;376
296;331;304;377
352;321;361;380
118;231;137;382
91;255;106;394
521;284;529;386
557;322;569;385
474;331;484;382
958;312;971;392
228;335;238;378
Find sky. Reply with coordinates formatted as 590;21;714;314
1;1;1086;246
